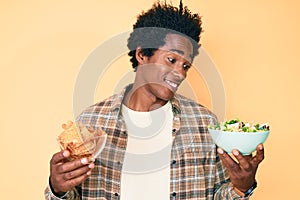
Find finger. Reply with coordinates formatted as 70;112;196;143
53;168;94;193
251;144;265;165
57;157;93;174
62;163;95;181
65;170;92;189
232;149;251;171
217;148;240;174
50;150;70;165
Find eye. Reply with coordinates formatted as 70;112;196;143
167;57;176;64
183;63;191;71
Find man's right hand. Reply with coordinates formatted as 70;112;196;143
49;150;95;195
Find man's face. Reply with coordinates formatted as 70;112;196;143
135;33;193;101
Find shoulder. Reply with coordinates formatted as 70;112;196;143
175;94;218;121
84;94;119;114
75;93;122;127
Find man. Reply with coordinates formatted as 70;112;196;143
45;1;264;199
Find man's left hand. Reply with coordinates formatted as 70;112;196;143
217;144;264;192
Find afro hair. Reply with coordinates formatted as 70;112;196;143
127;0;203;71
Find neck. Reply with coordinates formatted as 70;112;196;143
123;85;167;112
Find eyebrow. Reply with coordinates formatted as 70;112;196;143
170;49;193;61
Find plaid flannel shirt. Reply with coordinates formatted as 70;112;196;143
45;85;250;200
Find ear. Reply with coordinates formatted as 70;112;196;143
135;47;148;65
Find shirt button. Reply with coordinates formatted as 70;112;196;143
172;129;177;132
172;160;176;165
114;193;119;196
172;192;177;196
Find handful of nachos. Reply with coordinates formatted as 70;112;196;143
57;121;107;161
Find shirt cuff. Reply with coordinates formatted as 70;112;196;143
47;178;69;199
230;184;252;200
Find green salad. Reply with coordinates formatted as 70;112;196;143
208;119;270;132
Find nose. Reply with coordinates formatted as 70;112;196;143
172;63;186;79
172;66;186;82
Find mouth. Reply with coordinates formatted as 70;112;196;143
164;79;179;91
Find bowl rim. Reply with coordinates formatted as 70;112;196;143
207;128;270;135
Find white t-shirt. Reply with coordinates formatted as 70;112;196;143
120;101;173;200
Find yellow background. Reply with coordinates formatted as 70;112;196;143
1;0;299;199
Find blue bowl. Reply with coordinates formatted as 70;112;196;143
208;128;270;155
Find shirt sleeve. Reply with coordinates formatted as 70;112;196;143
213;182;252;200
213;153;253;200
44;184;81;200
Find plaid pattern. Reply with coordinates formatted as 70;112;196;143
45;85;250;200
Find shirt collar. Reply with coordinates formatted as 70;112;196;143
170;94;182;115
110;83;182;115
111;84;133;113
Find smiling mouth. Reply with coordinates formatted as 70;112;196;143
165;79;179;90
